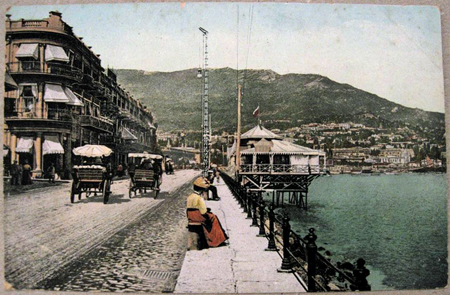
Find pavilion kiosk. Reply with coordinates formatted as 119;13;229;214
235;125;326;209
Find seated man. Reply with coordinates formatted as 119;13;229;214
206;170;220;201
186;177;228;249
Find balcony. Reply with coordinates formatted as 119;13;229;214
5;107;72;121
239;164;325;175
7;19;73;35
79;115;114;134
7;62;83;82
5;107;73;133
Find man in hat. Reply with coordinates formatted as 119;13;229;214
10;160;20;185
186;177;228;249
206;170;220;201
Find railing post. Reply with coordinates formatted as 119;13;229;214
351;258;371;291
278;212;293;272
238;187;244;209
246;192;252;219
251;193;258;227
243;188;248;213
265;203;277;251
258;198;266;237
305;228;317;292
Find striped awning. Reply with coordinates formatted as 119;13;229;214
44;84;70;103
16;137;34;153
122;128;138;140
241;140;325;156
16;43;39;59
45;45;69;62
65;87;84;106
5;71;18;91
43;136;64;155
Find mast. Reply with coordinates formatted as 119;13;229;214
199;27;210;177
236;84;242;172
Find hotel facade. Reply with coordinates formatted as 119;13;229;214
4;11;157;178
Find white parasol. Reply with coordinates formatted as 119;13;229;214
72;145;113;157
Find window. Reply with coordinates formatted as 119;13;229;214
20;85;37;112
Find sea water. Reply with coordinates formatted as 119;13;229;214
280;173;447;290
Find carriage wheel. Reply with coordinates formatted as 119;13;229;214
103;180;110;204
70;182;76;203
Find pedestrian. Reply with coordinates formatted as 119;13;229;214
117;163;123;177
106;161;113;183
152;158;163;189
186;177;228;249
47;163;56;183
128;161;136;183
10;160;20;185
22;160;32;185
212;164;220;183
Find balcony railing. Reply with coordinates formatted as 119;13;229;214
5;107;72;121
79;115;114;134
7;62;83;81
240;164;324;175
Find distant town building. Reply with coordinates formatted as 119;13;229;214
379;148;413;166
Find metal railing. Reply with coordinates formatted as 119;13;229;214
220;171;371;292
240;164;324;174
7;62;83;81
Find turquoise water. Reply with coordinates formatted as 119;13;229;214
280;174;447;290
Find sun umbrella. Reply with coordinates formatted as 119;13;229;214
72;145;113;157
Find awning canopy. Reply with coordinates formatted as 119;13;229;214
16;43;39;59
16;137;34;153
122;127;138;140
241;140;325;156
44;84;70;103
65;87;84;106
45;45;69;62
241;125;282;140
5;72;18;91
128;152;163;160
43;136;64;155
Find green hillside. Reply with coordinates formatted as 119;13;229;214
115;68;445;134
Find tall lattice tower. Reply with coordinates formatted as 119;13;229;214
199;27;210;177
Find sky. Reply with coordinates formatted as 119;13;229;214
7;2;445;113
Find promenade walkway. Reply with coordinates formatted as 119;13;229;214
174;179;306;293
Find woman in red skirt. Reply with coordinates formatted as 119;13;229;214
186;177;228;248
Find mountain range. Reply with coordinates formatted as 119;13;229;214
115;68;445;135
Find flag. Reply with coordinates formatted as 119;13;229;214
252;106;260;117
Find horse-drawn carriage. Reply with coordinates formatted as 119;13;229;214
128;152;163;199
70;145;113;204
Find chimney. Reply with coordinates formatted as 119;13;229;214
49;10;62;18
48;10;64;28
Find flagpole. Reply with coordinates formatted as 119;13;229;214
236;84;242;172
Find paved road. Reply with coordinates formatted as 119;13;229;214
4;170;199;291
